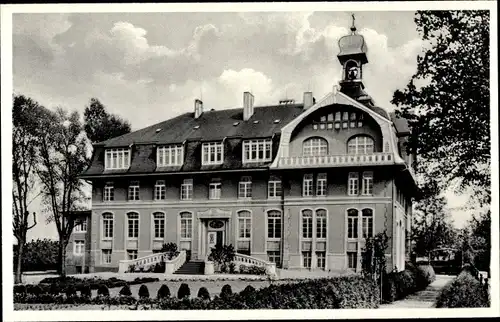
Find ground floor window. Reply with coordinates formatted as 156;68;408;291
152;249;163;254
302;251;312;269
102;249;112;264
73;240;85;256
316;252;326;270
127;249;138;260
267;251;281;267
347;251;358;270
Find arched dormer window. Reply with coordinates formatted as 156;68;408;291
303;137;328;157
347;135;374;155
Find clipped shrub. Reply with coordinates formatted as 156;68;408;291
65;285;77;297
161;242;180;260
80;284;92;298
138;285;150;298
228;262;236;274
177;283;191;299
48;283;61;295
14;284;27;294
436;269;490;308
220;284;233;299
239;285;256;297
157;284;171;299
197;287;211;300
119;285;132;296
417;264;436;284
97;284;109;297
239;265;248;274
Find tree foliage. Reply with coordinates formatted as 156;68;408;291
13;239;59;273
392;11;490;205
83;98;131;144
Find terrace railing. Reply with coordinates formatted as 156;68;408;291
277;153;393;169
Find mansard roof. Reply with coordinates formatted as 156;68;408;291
97;103;304;148
390;111;411;136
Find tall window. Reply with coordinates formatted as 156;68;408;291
153;212;165;239
348;172;359;195
347;252;358;269
102;213;113;239
303;174;313;197
268;176;282;199
316;173;327;196
362;171;373;195
103;182;114;201
302;251;312;268
316;209;327;239
127;250;138;260
105;148;131;170
267;210;282;239
180;212;193;239
347;209;359;239
74;219;87;233
267;251;281;265
202;142;223;165
238;211;251;240
317;252;326;270
155;180;166;200
102;249;112;264
73;240;85;256
180;179;193;200
127;212;139;239
157;145;183;166
362;209;374;238
243;139;272;163
347;136;374;154
238;176;252;199
128;181;140;201
303;137;328;157
209;180;221;200
302;210;313;239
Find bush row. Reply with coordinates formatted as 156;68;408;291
435;265;490;308
382;263;436;303
15;276;380;309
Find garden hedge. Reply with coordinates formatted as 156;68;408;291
382;262;436;303
435;265;490;308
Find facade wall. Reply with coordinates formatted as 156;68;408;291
66;216;91;274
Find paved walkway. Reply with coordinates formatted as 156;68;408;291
380;274;455;308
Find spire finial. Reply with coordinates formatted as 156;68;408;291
350;13;356;33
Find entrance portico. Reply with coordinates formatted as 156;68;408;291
197;208;232;260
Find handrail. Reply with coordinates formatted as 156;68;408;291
233;253;271;267
165;250;187;274
278;152;393;168
118;252;167;273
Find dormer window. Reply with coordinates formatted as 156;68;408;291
105;148;130;170
243;139;272;163
202;142;223;165
157;145;183;167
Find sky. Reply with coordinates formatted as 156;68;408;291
10;10;475;241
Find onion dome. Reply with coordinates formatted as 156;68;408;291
337;15;368;64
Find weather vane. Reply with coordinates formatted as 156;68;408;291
351;13;357;33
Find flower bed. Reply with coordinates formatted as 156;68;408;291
382;263;436;303
435;265;490;308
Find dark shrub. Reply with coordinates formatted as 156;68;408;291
228;262;236;274
239;265;248;274
80;284;92;298
436;270;490;308
157;284;171;299
417;264;436;284
14;239;58;272
153;261;165;273
220;284;233;299
197;287;211;300
65;285;77;297
97;284;109;297
178;283;191;299
161;242;180;260
48;283;61;295
138;285;150;298
240;285;255;295
119;285;132;296
14;285;27;294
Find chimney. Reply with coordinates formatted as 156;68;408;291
303;91;314;110
243;92;254;121
194;99;203;119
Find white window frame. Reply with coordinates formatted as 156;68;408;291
104;148;131;170
202;142;223;165
180;212;193;240
362;209;374;239
209;181;222;200
301;209;313;239
102;213;114;240
157;145;184;167
180;179;193;200
127;250;138;260
154;180;166;200
316;251;326;269
267;251;281;265
102;249;112;264
347;252;358;270
347;136;375;155
303;174;313;197
103;182;114;201
73;240;85;256
242;139;272;163
348;172;359;196
267;210;282;240
347;209;359;240
316;209;327;240
316;173;327;196
74;219;87;233
302;251;312;269
237;210;252;240
268;176;282;199
303;137;328;157
153;212;165;239
362;171;374;195
128;181;140;201
238;176;252;199
127;212;139;240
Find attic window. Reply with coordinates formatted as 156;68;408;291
155;128;162;133
253;120;259;124
233;122;240;126
194;125;200;129
273;119;281;124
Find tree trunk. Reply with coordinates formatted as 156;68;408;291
15;241;25;284
58;241;68;279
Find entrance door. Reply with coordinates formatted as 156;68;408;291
207;232;217;251
216;231;224;247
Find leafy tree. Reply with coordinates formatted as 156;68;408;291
13;238;59;272
83;98;131;144
392;11;490;205
411;194;458;257
12;94;51;283
37;107;90;277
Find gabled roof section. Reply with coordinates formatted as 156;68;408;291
97;104;304;148
390;111;411;136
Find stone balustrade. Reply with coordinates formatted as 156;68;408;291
277;152;394;168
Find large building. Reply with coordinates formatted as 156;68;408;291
73;21;418;274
